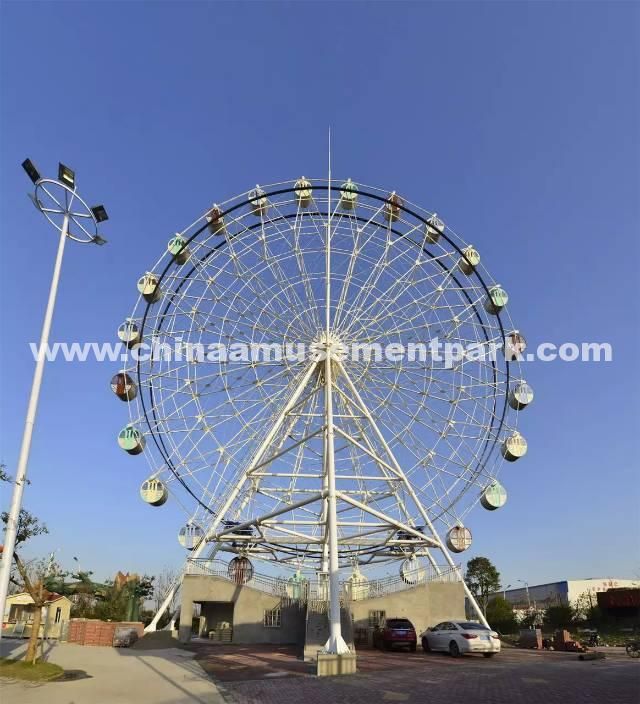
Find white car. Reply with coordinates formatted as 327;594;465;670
421;620;501;657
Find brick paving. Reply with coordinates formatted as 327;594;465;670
192;644;640;704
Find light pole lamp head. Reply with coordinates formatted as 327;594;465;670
25;158;108;245
58;162;76;189
22;158;42;184
90;205;109;223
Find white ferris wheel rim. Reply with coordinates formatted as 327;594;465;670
116;178;527;569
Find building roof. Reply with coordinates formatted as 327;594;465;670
7;591;71;604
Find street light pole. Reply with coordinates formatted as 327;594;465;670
0;161;107;636
518;579;531;609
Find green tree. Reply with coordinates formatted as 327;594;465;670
544;604;574;629
465;556;501;615
486;596;518;633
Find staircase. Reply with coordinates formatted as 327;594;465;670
302;600;355;661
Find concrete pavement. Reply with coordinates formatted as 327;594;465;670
192;643;640;704
0;638;226;704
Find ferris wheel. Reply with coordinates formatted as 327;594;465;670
111;176;532;651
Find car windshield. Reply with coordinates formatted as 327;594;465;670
457;622;489;630
387;620;413;629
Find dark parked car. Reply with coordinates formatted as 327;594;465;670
374;618;417;651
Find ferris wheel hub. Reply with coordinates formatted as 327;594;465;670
315;331;345;360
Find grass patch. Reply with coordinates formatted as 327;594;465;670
0;657;64;682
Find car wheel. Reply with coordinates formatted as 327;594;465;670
410;644;417;652
449;641;461;658
383;640;391;651
422;638;431;652
483;653;496;658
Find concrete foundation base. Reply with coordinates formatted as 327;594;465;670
316;652;357;676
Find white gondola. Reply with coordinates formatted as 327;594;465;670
110;371;137;401
140;478;168;506
384;192;403;222
503;330;527;360
345;567;370;600
509;380;534;410
446;525;472;553
400;556;426;585
117;425;145;455
485;285;509;315
167;234;190;265
285;570;309;600
178;523;205;550
458;245;480;275
206;204;226;235
480;481;508;511
294;177;313;207
248;185;269;216
137;272;162;303
425;213;444;245
117;319;141;348
339;178;358;210
502;431;528;461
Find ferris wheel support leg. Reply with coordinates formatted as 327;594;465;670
145;543;221;633
148;362;319;635
322;354;350;656
336;360;490;628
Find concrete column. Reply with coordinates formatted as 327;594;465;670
179;588;194;643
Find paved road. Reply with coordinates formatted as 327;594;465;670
193;644;640;704
2;639;638;704
1;638;225;704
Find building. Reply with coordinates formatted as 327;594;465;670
179;559;466;658
2;591;72;639
501;578;638;610
596;588;640;627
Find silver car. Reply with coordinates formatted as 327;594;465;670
421;620;501;657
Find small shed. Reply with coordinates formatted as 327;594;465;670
3;591;72;639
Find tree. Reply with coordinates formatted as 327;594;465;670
154;567;179;611
465;556;501;615
486;596;518;634
1;464;57;664
544;604;574;629
1;507;51;664
153;566;179;625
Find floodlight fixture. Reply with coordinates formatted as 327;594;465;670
22;158;41;184
90;204;109;223
58;162;76;189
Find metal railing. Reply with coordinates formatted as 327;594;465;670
185;559;460;603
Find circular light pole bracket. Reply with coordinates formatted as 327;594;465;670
32;178;100;244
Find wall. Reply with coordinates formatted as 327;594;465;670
350;581;466;638
180;575;465;646
180;575;305;644
68;619;144;646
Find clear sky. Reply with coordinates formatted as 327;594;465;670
1;1;638;587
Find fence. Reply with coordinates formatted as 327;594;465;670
185;558;460;603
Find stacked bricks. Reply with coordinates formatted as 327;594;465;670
68;619;144;646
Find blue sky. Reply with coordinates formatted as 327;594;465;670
1;1;638;587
